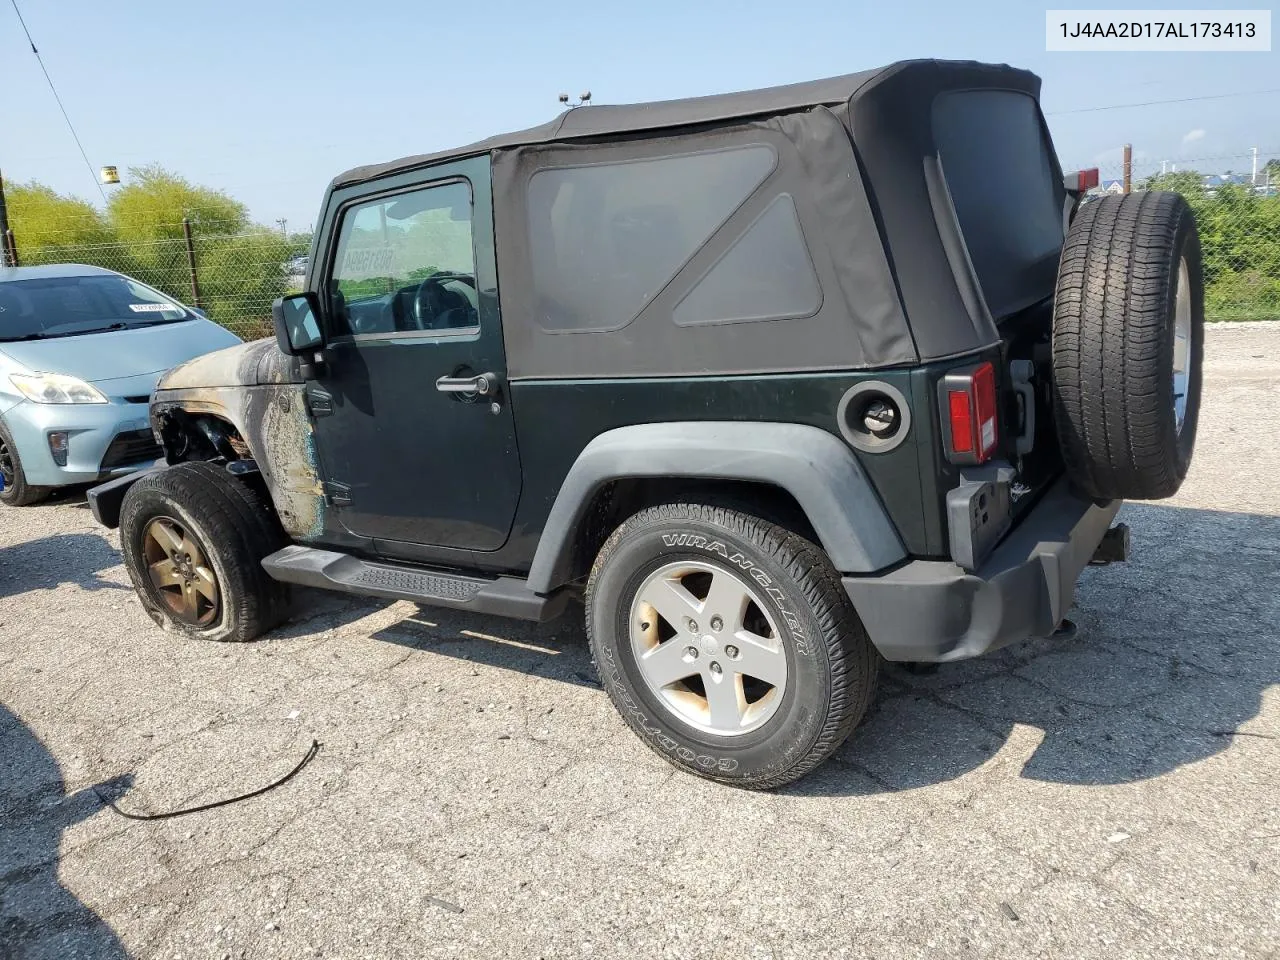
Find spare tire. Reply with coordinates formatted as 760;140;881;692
1051;191;1204;501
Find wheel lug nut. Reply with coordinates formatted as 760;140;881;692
687;619;699;634
685;646;699;659
710;661;722;676
725;645;740;660
710;616;723;631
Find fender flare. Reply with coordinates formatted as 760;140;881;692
526;421;905;593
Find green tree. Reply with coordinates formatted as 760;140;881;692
101;165;253;302
196;230;292;338
6;181;113;259
108;164;247;240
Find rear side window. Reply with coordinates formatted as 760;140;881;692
674;194;820;327
933;90;1064;320
526;145;777;332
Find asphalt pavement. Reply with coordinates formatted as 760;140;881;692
1;323;1277;959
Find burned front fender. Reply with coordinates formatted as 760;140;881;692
150;340;324;541
151;385;325;541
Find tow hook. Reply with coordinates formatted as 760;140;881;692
1090;523;1131;565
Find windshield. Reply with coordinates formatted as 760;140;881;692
0;274;192;342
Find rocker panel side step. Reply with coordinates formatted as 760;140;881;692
261;545;569;622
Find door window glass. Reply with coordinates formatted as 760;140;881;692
328;181;478;337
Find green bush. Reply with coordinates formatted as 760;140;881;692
1141;173;1280;321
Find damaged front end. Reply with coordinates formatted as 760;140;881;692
88;340;326;541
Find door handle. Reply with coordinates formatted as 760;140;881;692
435;372;499;398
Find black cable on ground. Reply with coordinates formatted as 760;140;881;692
93;739;320;821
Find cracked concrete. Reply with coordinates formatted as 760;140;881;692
1;323;1278;959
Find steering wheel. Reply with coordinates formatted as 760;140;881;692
412;276;448;331
412;275;478;331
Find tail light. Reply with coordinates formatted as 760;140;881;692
939;361;999;465
1066;167;1100;192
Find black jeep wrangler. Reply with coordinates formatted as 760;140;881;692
92;60;1203;789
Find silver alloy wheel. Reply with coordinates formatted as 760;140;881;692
1172;256;1192;434
629;560;787;736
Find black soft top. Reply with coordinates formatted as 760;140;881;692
332;60;1037;190
324;60;1058;377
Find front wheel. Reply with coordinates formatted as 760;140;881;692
0;419;51;506
585;502;879;790
120;462;292;642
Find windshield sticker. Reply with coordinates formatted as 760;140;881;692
128;303;178;313
341;247;396;279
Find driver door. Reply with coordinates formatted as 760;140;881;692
307;156;522;553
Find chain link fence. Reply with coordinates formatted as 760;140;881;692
1074;148;1280;321
7;146;1279;338
6;216;301;342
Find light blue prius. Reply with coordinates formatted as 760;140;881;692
0;264;241;505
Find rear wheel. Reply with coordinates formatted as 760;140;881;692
120;462;291;642
1051;191;1204;500
0;420;51;506
585;502;878;789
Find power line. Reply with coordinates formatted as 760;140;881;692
1048;88;1280;116
8;0;107;202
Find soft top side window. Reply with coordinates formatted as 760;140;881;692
327;180;479;338
526;144;777;333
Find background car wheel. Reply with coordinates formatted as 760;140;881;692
585;501;878;790
0;419;51;507
120;462;291;642
1052;190;1205;500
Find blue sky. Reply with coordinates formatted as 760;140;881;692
3;0;1276;231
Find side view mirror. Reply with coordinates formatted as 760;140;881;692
191;307;209;320
271;293;324;356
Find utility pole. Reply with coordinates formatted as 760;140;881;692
0;169;13;268
1251;146;1258;185
1122;144;1132;194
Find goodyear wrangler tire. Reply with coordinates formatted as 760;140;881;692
585;502;878;789
120;462;291;643
1052;191;1204;500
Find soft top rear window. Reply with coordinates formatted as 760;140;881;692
933;90;1064;321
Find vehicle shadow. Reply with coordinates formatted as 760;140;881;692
788;502;1280;796
0;705;131;959
371;604;601;691
276;502;1276;795
0;533;131;600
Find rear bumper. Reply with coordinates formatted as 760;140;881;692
843;478;1121;662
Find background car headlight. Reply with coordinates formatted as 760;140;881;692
9;372;108;404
